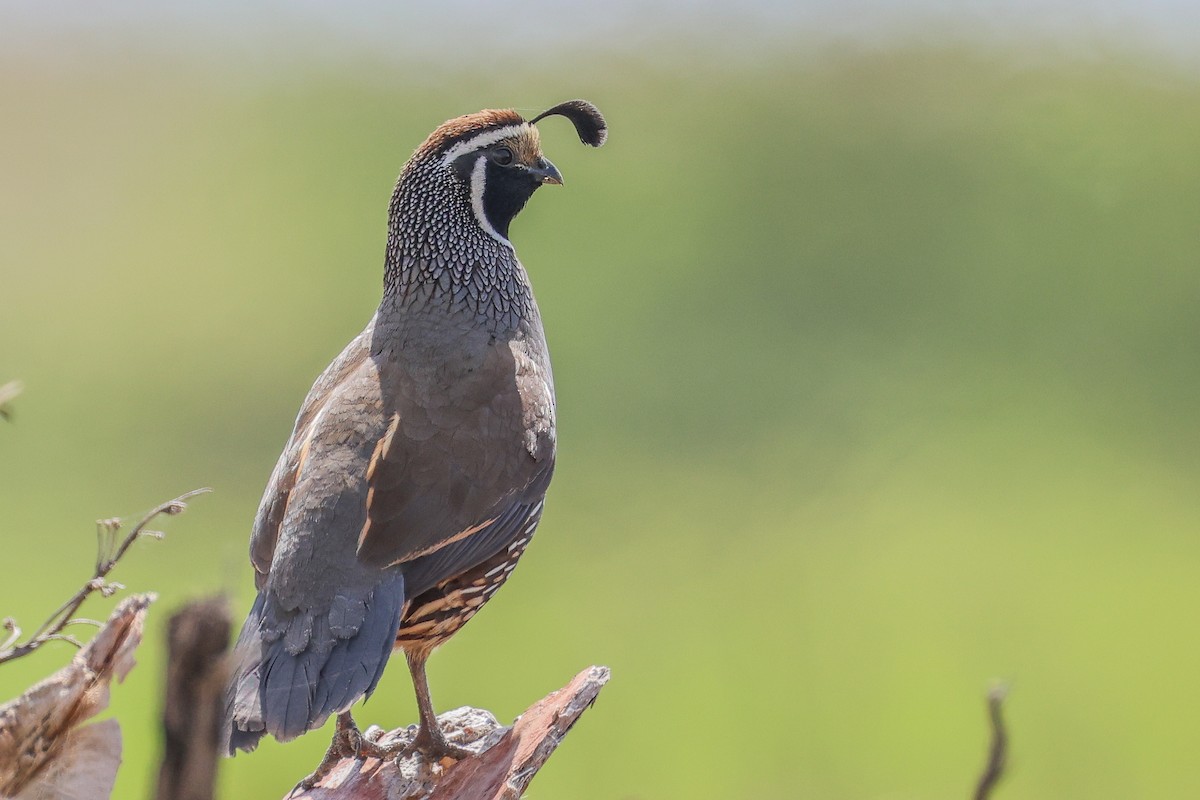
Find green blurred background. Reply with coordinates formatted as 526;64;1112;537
2;3;1199;798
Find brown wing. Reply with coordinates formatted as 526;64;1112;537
248;325;374;588
251;315;554;586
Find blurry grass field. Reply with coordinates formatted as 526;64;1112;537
2;43;1199;799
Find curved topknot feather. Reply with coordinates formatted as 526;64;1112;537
530;100;607;147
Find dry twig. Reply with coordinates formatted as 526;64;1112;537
0;488;209;666
974;684;1009;800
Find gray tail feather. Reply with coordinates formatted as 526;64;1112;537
222;572;405;755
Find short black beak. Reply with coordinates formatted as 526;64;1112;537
529;157;564;186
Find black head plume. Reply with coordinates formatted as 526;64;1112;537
530;100;608;147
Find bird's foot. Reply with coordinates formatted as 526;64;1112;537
291;716;474;794
410;723;472;762
294;712;390;793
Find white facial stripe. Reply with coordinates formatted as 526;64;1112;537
469;155;514;250
440;124;527;167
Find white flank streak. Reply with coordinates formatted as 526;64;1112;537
439;124;527;167
469;155;514;250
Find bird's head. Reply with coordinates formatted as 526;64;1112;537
397;100;607;246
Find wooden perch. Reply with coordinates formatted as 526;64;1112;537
0;593;154;799
288;665;610;800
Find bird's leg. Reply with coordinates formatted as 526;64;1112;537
407;649;472;760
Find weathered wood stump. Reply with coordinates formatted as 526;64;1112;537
288;666;610;800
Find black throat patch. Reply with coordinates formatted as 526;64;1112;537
480;158;541;240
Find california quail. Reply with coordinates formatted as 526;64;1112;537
224;100;607;759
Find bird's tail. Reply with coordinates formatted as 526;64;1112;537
222;572;405;755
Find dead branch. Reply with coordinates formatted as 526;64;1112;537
0;488;209;666
974;684;1009;800
0;593;155;798
288;665;611;800
156;597;232;800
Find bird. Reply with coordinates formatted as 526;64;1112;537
223;100;607;761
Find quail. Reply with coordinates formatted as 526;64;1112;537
224;100;607;760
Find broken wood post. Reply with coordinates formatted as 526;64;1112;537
155;597;232;800
287;665;610;800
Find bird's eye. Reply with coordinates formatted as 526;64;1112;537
490;146;514;166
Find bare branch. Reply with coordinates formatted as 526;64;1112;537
0;488;210;666
44;633;85;649
64;618;105;629
1;619;21;652
106;488;210;571
974;684;1009;800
